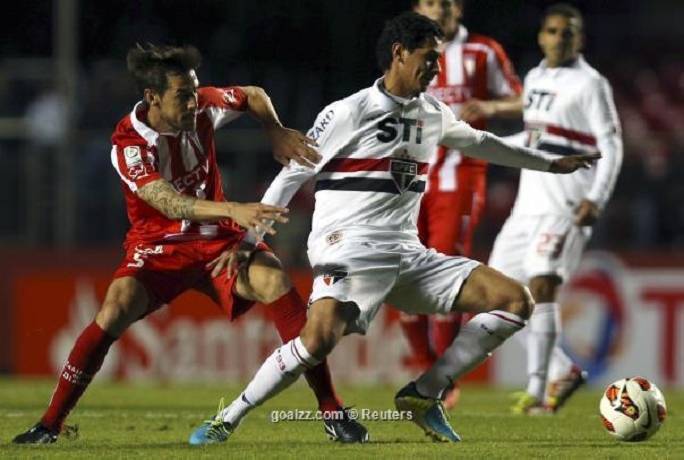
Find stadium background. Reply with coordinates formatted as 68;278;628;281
1;0;682;390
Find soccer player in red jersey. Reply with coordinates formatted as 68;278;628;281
396;0;524;407
13;44;367;444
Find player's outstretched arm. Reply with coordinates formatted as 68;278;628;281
240;86;321;167
463;132;600;173
137;178;288;235
439;101;599;173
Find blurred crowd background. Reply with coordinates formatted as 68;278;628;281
1;0;682;267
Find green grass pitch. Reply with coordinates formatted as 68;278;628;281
1;379;681;458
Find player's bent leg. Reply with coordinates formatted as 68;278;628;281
402;266;532;437
397;266;533;443
236;254;367;442
13;277;150;444
189;298;366;445
514;275;563;414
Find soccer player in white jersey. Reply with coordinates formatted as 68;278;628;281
487;3;623;415
189;12;599;444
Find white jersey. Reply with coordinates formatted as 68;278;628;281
261;78;558;248
511;56;623;217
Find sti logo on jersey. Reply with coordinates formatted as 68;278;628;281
322;269;348;286
377;117;423;144
390;159;418;192
525;89;557;111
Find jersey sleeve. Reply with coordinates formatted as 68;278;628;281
438;101;486;148
249;102;354;241
261;102;355;208
110;141;161;192
485;40;523;97
198;86;249;129
583;77;623;209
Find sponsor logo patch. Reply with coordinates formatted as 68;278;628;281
308;109;335;142
123;146;143;167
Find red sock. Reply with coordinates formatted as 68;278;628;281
398;312;435;368
41;321;115;432
265;288;343;413
431;312;463;356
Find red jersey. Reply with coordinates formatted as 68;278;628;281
110;86;248;246
427;26;522;192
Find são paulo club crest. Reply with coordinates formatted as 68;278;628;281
322;269;348;286
389;158;418;193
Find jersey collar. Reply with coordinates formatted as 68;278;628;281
449;25;468;45
539;54;585;70
130;101;182;146
371;77;425;110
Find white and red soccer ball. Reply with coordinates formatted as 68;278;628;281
599;376;667;442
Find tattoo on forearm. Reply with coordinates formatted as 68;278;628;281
138;180;197;220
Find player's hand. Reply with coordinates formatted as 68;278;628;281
227;202;289;235
206;241;256;278
574;199;600;226
548;153;601;174
206;247;240;278
460;99;494;122
267;126;321;167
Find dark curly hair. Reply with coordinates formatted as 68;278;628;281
126;43;202;95
376;12;444;72
542;3;584;31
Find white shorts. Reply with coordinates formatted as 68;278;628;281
307;235;481;334
488;214;591;283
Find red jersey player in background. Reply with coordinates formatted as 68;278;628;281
397;0;523;407
13;44;368;445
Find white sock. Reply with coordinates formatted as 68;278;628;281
525;302;559;401
416;310;525;399
220;337;320;426
548;343;575;381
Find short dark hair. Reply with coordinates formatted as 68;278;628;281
376;12;444;71
542;3;584;30
126;43;202;94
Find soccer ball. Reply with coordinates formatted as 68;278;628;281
599;376;667;442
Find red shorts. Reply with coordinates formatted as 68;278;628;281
113;236;269;320
419;165;486;257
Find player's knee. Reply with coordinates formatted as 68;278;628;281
96;281;148;335
502;284;535;320
300;321;338;360
253;267;291;304
299;300;350;360
97;298;144;335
